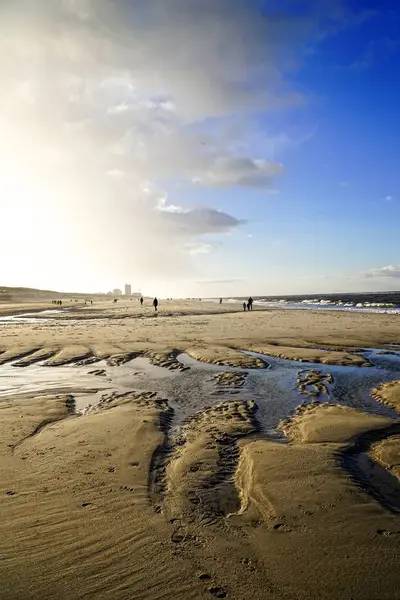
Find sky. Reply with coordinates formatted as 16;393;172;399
0;0;399;297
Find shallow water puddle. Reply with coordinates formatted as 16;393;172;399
0;349;399;428
0;361;107;397
0;308;66;324
0;356;174;413
2;348;400;518
364;348;400;371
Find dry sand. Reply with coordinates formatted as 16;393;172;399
279;402;395;443
1;299;400;599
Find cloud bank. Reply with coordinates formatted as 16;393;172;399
364;265;400;279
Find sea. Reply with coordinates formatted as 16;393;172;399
211;292;400;315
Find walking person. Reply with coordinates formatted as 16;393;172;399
248;297;253;311
140;297;144;306
153;297;158;312
243;302;247;311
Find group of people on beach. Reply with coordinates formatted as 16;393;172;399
138;296;158;312
219;297;254;311
113;295;257;313
243;297;253;311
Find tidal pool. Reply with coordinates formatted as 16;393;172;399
0;348;399;430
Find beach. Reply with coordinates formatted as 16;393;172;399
1;299;400;600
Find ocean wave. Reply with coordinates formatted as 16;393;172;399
209;297;400;314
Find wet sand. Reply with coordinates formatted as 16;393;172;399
369;381;400;486
372;380;400;410
1;300;400;599
236;405;400;599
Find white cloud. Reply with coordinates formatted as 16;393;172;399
155;195;244;234
106;103;131;115
159;205;245;236
364;265;400;279
185;243;220;255
386;195;393;201
192;157;284;189
156;196;185;214
107;169;124;178
0;0;373;291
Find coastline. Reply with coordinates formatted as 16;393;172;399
1;300;400;359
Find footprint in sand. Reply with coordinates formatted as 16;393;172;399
273;523;294;532
208;586;227;598
171;531;186;543
240;558;256;572
188;462;202;472
377;529;400;537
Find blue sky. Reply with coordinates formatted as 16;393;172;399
1;0;399;295
160;1;400;295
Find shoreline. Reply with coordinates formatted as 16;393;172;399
2;295;400;320
1;302;400;361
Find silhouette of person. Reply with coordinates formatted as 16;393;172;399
219;298;222;304
243;302;247;311
153;297;158;311
140;297;144;306
248;297;253;311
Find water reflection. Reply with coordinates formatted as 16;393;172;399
0;348;399;431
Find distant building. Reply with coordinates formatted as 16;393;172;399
112;288;122;296
124;284;132;296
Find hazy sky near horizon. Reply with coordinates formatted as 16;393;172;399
1;0;399;296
